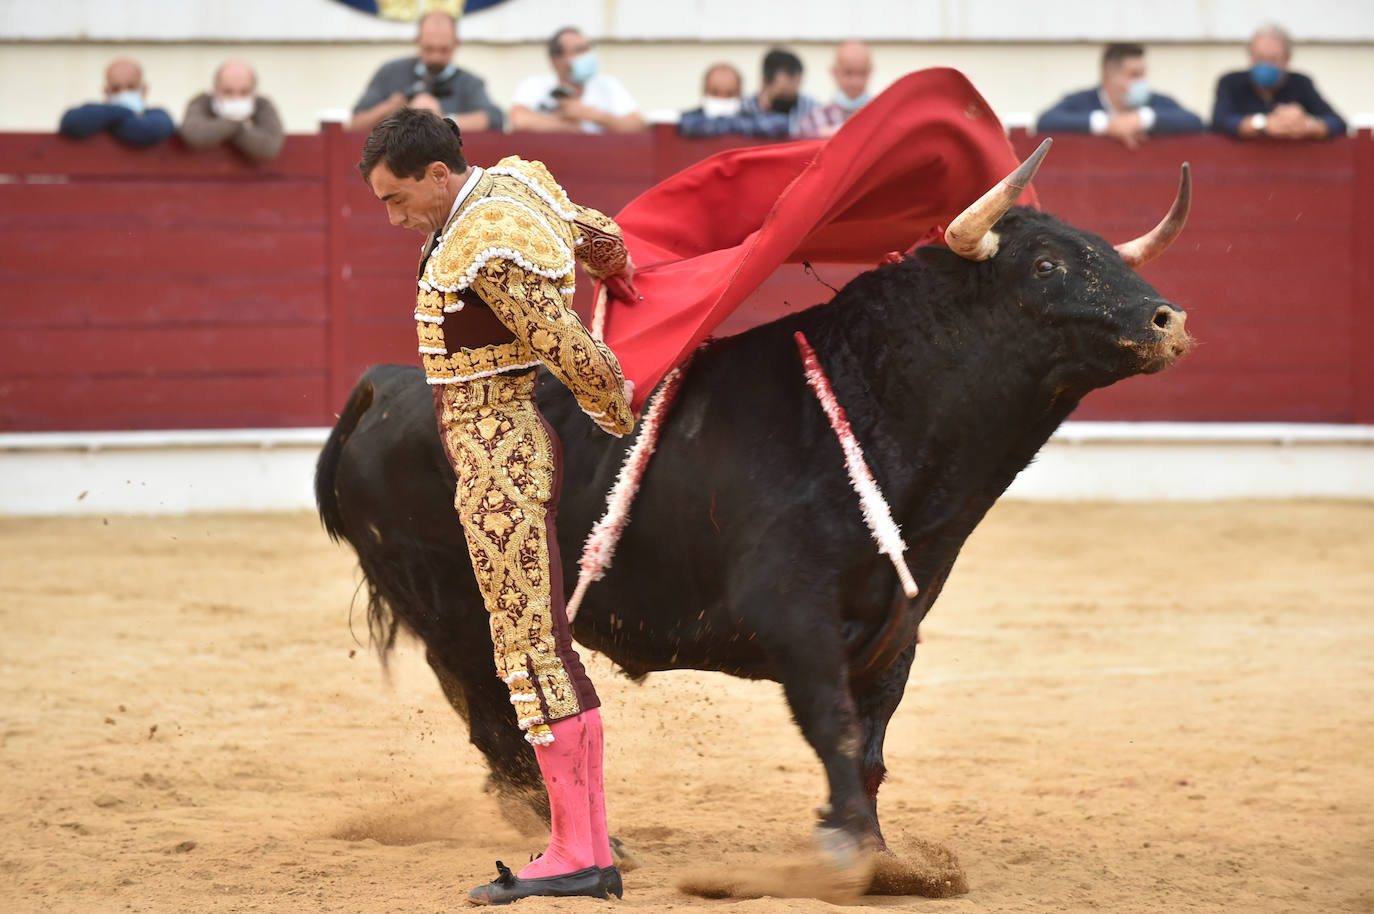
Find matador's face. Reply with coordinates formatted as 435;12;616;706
367;160;453;235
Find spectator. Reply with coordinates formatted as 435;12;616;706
510;27;645;133
677;63;783;138
1211;23;1346;140
1036;43;1204;149
58;58;175;148
349;10;502;134
180;60;285;162
797;41;874;139
679;48;816;140
757;47;817;138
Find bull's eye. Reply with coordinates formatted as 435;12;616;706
1034;258;1057;278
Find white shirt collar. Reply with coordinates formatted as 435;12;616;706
425;165;483;255
443;165;483;227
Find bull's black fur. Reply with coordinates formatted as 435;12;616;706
315;205;1188;853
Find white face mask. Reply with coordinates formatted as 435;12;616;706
212;95;255;120
1123;78;1151;109
701;96;742;118
109;89;145;114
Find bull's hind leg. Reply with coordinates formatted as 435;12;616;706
425;649;549;831
851;639;918;852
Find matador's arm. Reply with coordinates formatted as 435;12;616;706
569;204;629;280
569;204;640;303
471;260;635;437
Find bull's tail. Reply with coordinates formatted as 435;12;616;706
315;377;374;543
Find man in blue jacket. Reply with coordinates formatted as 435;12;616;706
1211;24;1346;141
59;58;175;148
1037;43;1203;149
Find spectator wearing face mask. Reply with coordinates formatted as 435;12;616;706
678;62;789;139
58;57;176;148
796;41;874;139
1212;23;1346;140
180;60;285;162
349;10;503;134
510;26;645;133
1036;43;1203;149
754;48;817;138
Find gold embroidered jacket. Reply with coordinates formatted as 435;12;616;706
415;156;635;436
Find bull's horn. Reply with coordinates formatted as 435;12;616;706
1115;163;1192;268
944;138;1052;262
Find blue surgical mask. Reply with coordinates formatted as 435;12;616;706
109;89;145;114
569;51;599;85
833;90;870;112
415;61;457;82
1250;63;1283;89
1123;78;1152;109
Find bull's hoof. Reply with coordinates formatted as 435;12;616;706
609;835;641;873
814;825;877;901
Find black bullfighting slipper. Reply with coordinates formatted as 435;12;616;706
467;860;609;906
600;865;623;899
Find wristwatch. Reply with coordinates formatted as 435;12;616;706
1250;113;1268;133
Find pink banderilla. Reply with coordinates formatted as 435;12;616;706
794;330;919;599
565;361;689;623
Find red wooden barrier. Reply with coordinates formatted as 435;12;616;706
1;125;1371;431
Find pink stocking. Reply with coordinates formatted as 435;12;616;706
582;708;614;868
518;711;606;878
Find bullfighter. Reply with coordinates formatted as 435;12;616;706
358;108;635;905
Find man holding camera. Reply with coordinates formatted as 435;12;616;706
349;10;503;134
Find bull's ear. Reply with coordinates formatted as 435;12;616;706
909;244;967;272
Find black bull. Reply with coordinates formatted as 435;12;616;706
315;197;1192;868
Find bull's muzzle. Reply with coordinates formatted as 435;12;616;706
1128;302;1191;371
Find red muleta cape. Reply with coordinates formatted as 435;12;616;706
600;67;1039;413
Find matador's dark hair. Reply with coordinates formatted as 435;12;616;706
358;108;466;182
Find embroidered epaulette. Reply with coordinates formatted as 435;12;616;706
422;194;575;293
485;156;577;221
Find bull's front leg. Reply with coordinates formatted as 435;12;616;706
754;590;876;896
850;638;919;852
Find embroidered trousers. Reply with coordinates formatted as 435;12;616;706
436;370;599;745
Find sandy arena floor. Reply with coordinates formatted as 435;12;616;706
1;500;1371;913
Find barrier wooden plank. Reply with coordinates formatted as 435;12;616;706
0;374;327;431
0;278;326;327
0;132;324;178
7;326;325;377
0;182;324;230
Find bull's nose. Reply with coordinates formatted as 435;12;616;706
1152;304;1186;332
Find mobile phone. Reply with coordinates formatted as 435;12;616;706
551;86;573;100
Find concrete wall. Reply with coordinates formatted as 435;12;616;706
4;0;1372;132
5;40;1373;134
7;0;1374;42
4;425;1373;515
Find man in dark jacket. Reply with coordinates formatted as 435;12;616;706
180;60;285;162
59;58;175;148
1037;43;1203;149
349;10;502;134
1211;24;1346;140
678;48;815;139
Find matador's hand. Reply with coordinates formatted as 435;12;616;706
600;254;638;303
583;381;633;436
